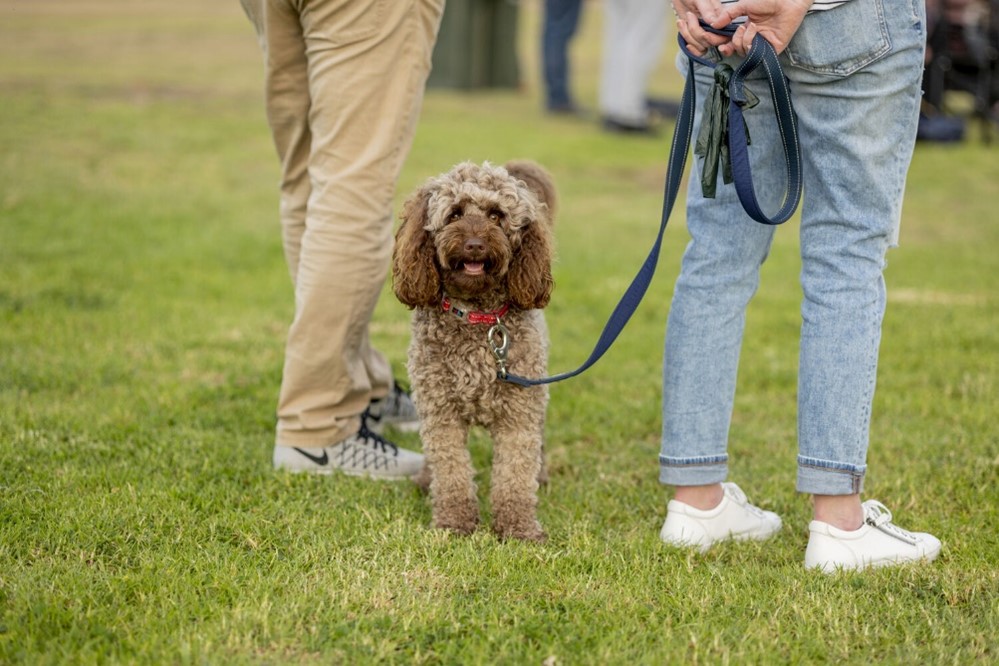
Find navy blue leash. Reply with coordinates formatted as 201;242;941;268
500;24;802;387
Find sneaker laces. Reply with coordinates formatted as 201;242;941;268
367;381;417;419
389;381;417;415
723;483;768;518
357;414;400;456
863;500;919;545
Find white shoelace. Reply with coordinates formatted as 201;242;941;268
863;500;919;545
723;483;768;518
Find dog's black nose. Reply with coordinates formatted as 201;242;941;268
463;238;486;256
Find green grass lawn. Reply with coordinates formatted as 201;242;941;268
2;1;998;663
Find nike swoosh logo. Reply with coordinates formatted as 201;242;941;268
293;447;329;466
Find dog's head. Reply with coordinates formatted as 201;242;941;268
393;160;556;311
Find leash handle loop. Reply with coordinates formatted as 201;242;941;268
680;22;802;226
502;25;801;387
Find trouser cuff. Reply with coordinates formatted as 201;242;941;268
658;455;728;486
796;456;865;495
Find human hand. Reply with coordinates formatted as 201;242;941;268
673;0;810;57
711;0;811;56
673;0;734;58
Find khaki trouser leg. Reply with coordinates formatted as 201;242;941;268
241;0;443;447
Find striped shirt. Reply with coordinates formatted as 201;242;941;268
720;0;852;12
805;0;853;10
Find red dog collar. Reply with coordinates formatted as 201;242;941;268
441;297;509;325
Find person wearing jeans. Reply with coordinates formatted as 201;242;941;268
240;0;444;478
658;0;942;571
542;0;585;114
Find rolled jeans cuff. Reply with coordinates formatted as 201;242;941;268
796;456;866;495
658;454;728;486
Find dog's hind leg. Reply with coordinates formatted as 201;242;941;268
423;419;479;535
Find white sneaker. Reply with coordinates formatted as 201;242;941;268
273;420;424;480
805;500;941;573
364;381;420;433
660;482;782;552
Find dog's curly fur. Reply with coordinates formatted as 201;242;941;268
392;160;556;541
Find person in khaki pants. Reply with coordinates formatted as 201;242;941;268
240;0;445;478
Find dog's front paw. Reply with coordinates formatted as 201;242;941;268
433;515;480;536
432;497;480;536
492;517;547;543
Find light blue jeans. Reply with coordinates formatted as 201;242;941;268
659;0;927;495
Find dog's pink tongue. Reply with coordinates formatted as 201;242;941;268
464;262;484;275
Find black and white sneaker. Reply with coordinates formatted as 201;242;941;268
273;417;424;480
364;381;420;433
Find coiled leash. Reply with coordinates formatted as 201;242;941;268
498;23;802;387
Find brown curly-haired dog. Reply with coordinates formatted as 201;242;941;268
392;160;556;542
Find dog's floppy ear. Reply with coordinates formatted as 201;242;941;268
504;160;557;222
508;217;554;310
506;161;556;309
392;186;441;308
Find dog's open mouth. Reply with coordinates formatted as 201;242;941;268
462;261;486;276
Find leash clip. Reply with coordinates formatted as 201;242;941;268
487;320;510;379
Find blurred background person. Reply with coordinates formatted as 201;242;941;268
599;0;669;134
542;0;587;114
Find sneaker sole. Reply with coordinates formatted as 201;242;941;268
274;464;416;481
807;546;942;573
661;528;780;553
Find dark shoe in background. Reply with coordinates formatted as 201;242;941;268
916;112;965;142
646;96;681;119
601;115;658;136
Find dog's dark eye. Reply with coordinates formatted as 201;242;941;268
448;207;462;222
488;209;504;222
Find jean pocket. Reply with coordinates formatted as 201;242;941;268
785;0;891;77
